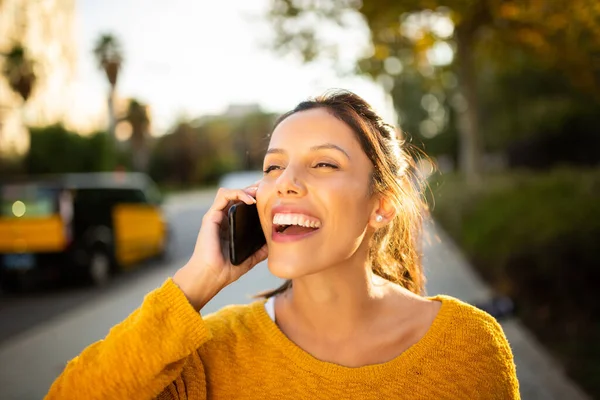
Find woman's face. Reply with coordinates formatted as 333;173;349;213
256;108;379;279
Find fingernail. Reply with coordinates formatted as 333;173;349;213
247;186;258;191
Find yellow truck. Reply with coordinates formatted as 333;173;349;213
0;172;173;291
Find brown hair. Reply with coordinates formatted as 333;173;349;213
259;90;429;297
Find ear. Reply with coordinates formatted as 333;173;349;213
369;192;396;228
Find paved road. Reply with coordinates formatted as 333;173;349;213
0;190;589;399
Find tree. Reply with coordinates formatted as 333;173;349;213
122;99;151;172
25;124;115;174
148;109;276;187
2;43;36;102
1;43;37;155
232;111;276;170
149;121;201;185
94;34;123;142
266;0;600;184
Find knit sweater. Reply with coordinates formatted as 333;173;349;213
46;279;520;400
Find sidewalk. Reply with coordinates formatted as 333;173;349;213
424;221;590;400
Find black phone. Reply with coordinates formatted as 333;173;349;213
228;201;267;265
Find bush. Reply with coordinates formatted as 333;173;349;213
430;167;600;397
0;154;24;178
25;124;117;174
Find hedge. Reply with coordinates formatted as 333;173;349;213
429;167;600;397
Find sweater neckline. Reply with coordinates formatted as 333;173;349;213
250;294;456;382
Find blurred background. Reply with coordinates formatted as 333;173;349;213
0;0;598;399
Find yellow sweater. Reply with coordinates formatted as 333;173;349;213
46;279;520;400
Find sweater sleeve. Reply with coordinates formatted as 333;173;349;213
462;314;521;400
45;278;212;400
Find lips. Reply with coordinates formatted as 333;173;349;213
270;205;322;243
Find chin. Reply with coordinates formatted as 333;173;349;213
266;255;318;280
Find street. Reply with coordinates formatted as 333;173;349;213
0;199;202;345
0;191;589;400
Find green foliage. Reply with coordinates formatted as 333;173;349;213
25;124;117;174
93;33;122;86
149;109;275;187
266;0;600;178
479;51;600;150
267;0;600;93
120;98;151;172
431;168;600;397
0;154;24;178
473;172;595;263
431;168;600;265
2;43;37;101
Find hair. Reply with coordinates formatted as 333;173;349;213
259;90;430;298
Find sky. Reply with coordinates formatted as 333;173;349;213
73;0;396;134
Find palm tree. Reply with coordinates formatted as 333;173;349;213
122;99;150;172
2;43;36;102
93;34;123;142
1;43;36;150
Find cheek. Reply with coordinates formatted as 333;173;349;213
315;174;371;217
256;184;270;227
255;183;265;205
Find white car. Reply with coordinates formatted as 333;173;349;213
218;171;263;189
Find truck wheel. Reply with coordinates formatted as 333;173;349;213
0;276;20;293
88;249;111;287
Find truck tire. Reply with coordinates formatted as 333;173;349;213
87;248;112;287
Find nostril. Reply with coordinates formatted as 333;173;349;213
277;188;299;196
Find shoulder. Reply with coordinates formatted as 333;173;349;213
429;295;520;396
432;295;511;351
200;300;266;345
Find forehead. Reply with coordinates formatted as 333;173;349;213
269;108;360;150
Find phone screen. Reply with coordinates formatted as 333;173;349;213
228;202;267;265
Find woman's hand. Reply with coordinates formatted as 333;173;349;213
173;185;268;311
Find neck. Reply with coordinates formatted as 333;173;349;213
280;254;391;342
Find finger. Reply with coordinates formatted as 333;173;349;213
210;188;255;212
240;244;268;272
243;185;258;195
218;226;228;241
242;184;259;199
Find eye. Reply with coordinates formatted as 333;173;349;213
314;162;338;169
263;165;282;174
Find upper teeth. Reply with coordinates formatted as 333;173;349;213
273;213;321;228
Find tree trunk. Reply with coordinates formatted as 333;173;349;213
107;86;116;141
0;109;4;154
131;124;149;173
455;26;482;186
131;144;149;172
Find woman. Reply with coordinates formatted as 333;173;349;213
46;91;520;399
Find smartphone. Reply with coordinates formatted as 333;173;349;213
228;201;267;265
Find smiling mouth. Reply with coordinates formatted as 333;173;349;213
272;212;321;236
275;224;319;235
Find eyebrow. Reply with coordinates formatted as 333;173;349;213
265;143;350;160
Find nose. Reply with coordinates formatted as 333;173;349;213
275;165;306;197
